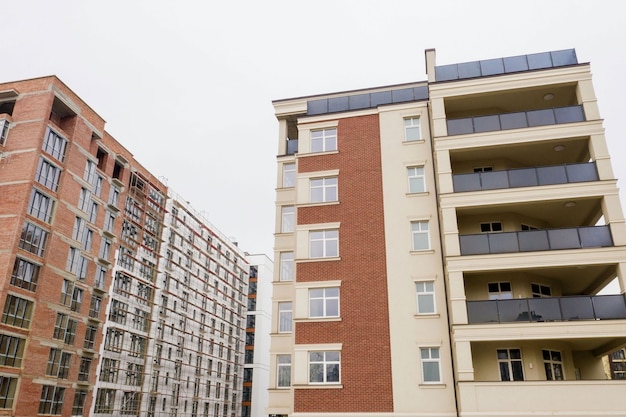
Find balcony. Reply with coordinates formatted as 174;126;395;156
467;294;626;324
453;162;598;192
459;225;612;255
447;105;585;136
286;139;298;155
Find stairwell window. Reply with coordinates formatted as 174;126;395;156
311;128;337;153
408;166;426;193
277;355;291;388
411;221;430;251
278;302;292;333
420;347;441;383
416;281;436;314
282;163;296;188
281;206;295;233
497;348;524;381
279;252;294;281
404;117;421;141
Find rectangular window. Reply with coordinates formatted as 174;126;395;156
309;287;339;318
282;163;296;188
281;206;295;233
404;117;421;141
488;282;512;300
104;211;116;233
89;295;102;318
129;334;146;357
78;187;91;212
78;357;92;381
10;257;40;292
420;347;441;383
2;295;33;328
19;221;49;256
38;385;65;415
94;388;116;414
0;334;25;367
88;200;99;223
408;166;426;193
108;186;120;207
104;328;124;352
497;348;524;381
46;348;72;379
278;302;292;333
72;390;87;416
109;299;128;325
84;325;97;350
100;358;119;383
95;266;107;290
94;175;104;197
310;177;338;203
100;237;112;260
118;247;134;270
277;355;291;388
416;281;436;314
543;349;564;380
28;188;55;223
411;221;430;251
0;376;17;408
532;283;552;298
66;247;88;280
43;128;68;162
0;119;9;146
52;313;78;345
481;221;503;233
126;363;144;385
309;229;339;258
83;160;97;185
121;391;140;414
309;351;340;383
279;252;294;281
35;157;61;192
311;127;337;153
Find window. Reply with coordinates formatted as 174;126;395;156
43;128;68;162
281;206;295;233
104;328;124;352
474;166;493;173
282;163;296;188
309;229;339;258
94;175;104;197
66;247;88;280
84;325;97;350
407;166;425;193
35;157;61;192
279;252;294;281
310;177;338;203
480;221;503;233
126;363;144;385
2;295;33;328
38;385;65;415
278;302;292;333
0;119;9;146
88;200;99;223
95;388;116;414
89;295;102;318
277;354;291;388
28;189;54;222
410;221;430;251
497;348;524;381
404;117;421;141
109;300;128;325
52;313;78;344
488;282;512;300
19;221;48;256
420;347;441;383
99;237;112;260
0;334;25;367
83;160;97;185
129;334;146;357
532;283;552;298
121;391;140;415
46;348;72;378
108;186;120;207
310;126;339;154
542;349;564;380
309;287;339;318
100;358;119;383
521;223;538;230
104;211;116;233
416;281;436;314
95;266;107;290
309;351;340;383
10;257;40;291
60;279;83;312
72;390;87;416
0;376;17;408
78;187;91;212
78;356;92;381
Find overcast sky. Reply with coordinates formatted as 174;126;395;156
4;1;626;264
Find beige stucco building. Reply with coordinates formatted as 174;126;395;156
268;48;626;417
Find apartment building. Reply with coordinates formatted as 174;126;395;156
0;76;253;417
268;49;626;417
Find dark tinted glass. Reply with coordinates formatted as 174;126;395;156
560;296;594;320
435;64;459;81
370;91;392;107
579;226;612;247
488;232;519;253
554;105;585;123
547;228;581;250
527;52;553;69
467;301;498;323
480;58;505;76
308;99;328;115
508;168;538;188
328;96;349;113
480;171;509;190
473;115;501;133
593;295;626;319
413;86;429;101
500;112;528;130
503;55;529;73
458;61;481;78
527;109;556;126
528;298;561;321
459;234;490;255
551;49;577;66
447;118;474;136
453;173;481;192
537;166;567;185
566;163;598;183
349;94;370;110
518;230;550;252
391;88;414;103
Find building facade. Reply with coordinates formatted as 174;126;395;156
268;49;626;417
0;76;255;417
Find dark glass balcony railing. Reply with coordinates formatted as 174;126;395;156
467;294;626;324
286;139;298;155
447;105;585;136
460;226;612;255
453;162;598;192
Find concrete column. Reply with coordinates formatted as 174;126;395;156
441;206;460;256
455;340;475;381
448;271;468;325
436;149;453;194
588;134;615;181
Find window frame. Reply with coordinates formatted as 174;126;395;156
308;350;340;384
308;287;339;318
410;221;430;251
497;348;525;381
542;349;564;380
280;206;295;233
309;176;338;203
420;347;442;384
279;252;294;282
310;127;337;153
282;163;296;188
415;281;436;315
404;117;422;142
38;385;65;415
277;302;292;333
407;166;426;193
309;229;339;258
276;354;291;388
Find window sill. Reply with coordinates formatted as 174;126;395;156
419;383;446;388
293;383;343;389
298;201;339;208
410;249;435;255
297;256;341;263
294;317;342;323
413;313;440;319
403;139;425;145
298;150;339;158
406;191;430;198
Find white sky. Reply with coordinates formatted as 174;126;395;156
4;1;626;276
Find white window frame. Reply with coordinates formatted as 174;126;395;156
497;348;524;381
480;221;503;233
278;302;292;333
404;117;421;142
488;282;512;300
311;127;337;153
279;252;294;282
420;347;441;384
281;206;295;233
542;349;564;380
308;351;340;384
309;287;339;318
282;163;296;188
309;229;339;258
310;177;338;203
415;281;436;314
407;166;426;193
276;354;291;388
411;221;430;251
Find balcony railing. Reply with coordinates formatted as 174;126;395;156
447;105;585;136
453;162;598;192
467;294;626;324
459;225;612;255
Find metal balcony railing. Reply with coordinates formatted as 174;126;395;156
447;105;585;136
467;294;626;324
453;162;598;192
460;225;613;255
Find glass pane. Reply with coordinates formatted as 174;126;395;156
537;166;567;185
480;171;509;190
435;64;459;81
547;228;581;250
326;299;339;316
458;61;481;79
391;88;414;103
544;362;554;380
309;364;323;382
511;361;524;380
307;99;328;115
453;173;481;192
500;111;528;130
488;232;520;253
566;162;598;183
508;167;538;188
592;294;626;319
527;109;556;127
503;55;529;73
326;352;340;361
326;288;339;297
473;115;501;133
579;226;612;248
467;300;499;323
328;96;349;113
349;94;370;110
418;294;434;313
560;296;594;320
497;349;509;359
326;364;340;382
447;118;474;136
499;362;511;380
459;234;490;255
518;230;550;252
554;105;585;123
480;58;505;76
423;362;440;382
406;126;421;141
528;297;561;321
309;299;323;317
309;352;323;361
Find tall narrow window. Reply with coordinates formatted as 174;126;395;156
420;347;441;383
0;376;17;408
282;163;296;188
410;221;430;251
278;302;292;333
2;295;33;328
10;257;40;292
43;128;68;162
71;390;87;416
281;206;295;233
542;349;564;380
19;222;48;256
311;127;337;153
0;334;25;367
416;281;436;314
279;252;294;282
277;355;291;388
404;117;421;141
497;348;524;381
407;166;426;193
35;158;61;192
0;119;9;146
28;189;55;223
